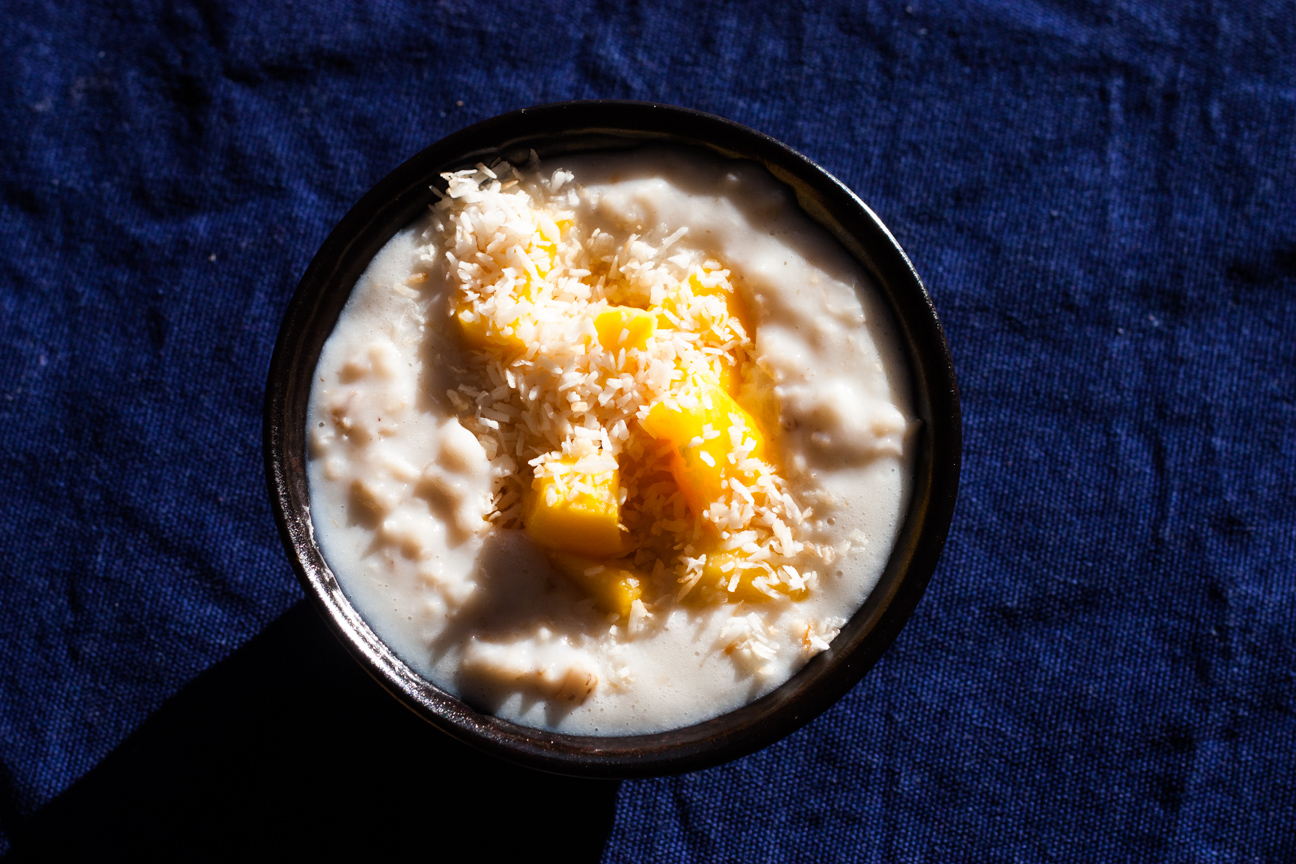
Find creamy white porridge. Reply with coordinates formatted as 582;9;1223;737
306;148;914;734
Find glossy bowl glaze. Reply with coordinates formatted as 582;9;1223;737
264;100;960;777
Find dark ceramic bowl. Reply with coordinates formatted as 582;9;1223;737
264;100;960;777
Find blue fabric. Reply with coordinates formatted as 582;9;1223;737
2;0;1294;859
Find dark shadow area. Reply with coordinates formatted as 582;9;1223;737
2;601;620;862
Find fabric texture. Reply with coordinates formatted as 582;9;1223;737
2;0;1293;860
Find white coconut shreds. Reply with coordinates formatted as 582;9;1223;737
428;158;835;617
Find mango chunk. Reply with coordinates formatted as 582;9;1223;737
728;361;782;437
547;551;643;617
523;460;627;557
454;303;522;352
595;306;656;352
687;547;808;605
657;269;753;339
640;376;767;517
530;216;568;275
690;269;754;336
715;356;740;396
532;240;557;275
453;279;539;353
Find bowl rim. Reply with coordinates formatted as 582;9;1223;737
264;99;961;778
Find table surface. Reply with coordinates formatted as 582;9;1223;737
2;1;1293;860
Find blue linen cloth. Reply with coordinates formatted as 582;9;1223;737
1;0;1293;860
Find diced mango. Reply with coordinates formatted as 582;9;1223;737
453;271;541;353
595;306;656;352
547;551;643;617
656;269;754;339
523;460;627;557
532;240;557;275
531;216;568;275
639;375;767;517
700;550;758;601
729;361;782;439
453;301;528;352
641;376;759;452
715;355;740;396
689;269;754;336
452;303;495;349
683;547;808;605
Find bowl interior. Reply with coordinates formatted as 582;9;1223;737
264;101;961;777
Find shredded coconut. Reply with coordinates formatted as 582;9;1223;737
434;160;827;611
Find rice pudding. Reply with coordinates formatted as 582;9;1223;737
306;148;914;734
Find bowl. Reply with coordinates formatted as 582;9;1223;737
264;100;960;777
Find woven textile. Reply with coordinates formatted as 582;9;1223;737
2;1;1293;859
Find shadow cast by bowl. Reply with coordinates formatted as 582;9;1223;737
1;601;619;862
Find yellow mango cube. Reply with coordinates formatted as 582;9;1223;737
656;269;753;339
595;306;656;352
688;548;808;604
532;240;556;275
523;460;627;557
530;216;568;275
640;375;767;517
727;361;782;438
547;551;643;617
689;269;754;336
715;356;740;396
453;280;537;353
453;303;531;352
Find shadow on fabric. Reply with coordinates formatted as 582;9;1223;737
2;601;619;861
